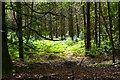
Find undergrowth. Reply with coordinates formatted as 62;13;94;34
9;40;86;60
8;39;116;61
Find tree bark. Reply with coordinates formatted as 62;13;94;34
83;4;87;50
118;2;120;46
48;13;53;39
107;2;115;63
86;2;91;53
95;2;98;46
98;2;101;47
55;21;58;38
60;5;65;40
76;15;79;38
16;2;24;61
2;2;13;77
68;4;74;41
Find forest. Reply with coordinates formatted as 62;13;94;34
2;2;120;80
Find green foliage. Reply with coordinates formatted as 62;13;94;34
32;40;67;53
6;2;119;61
87;39;113;56
64;40;74;46
8;43;19;60
8;39;86;60
65;40;85;53
9;48;19;59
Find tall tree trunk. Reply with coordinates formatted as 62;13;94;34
98;2;101;47
60;6;65;40
86;2;91;53
55;21;58;38
83;4;87;50
44;16;47;37
76;15;79;38
2;2;13;77
107;2;115;63
54;3;58;38
16;2;23;61
68;4;74;41
48;3;53;39
48;13;53;39
118;2;120;46
95;2;98;46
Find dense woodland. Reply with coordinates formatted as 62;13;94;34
2;2;120;79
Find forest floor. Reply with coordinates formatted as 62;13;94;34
11;54;120;80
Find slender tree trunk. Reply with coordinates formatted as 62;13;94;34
54;3;58;38
83;4;87;50
44;16;47;37
68;4;74;41
2;2;13;77
60;6;65;40
98;2;101;47
95;2;98;46
101;3;115;63
55;22;58;38
16;2;24;61
101;8;110;39
86;2;91;53
48;14;53;39
118;2;120;46
76;13;79;38
76;20;79;38
107;2;115;63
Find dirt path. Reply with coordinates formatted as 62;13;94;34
12;59;120;80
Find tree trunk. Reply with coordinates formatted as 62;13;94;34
83;4;87;50
2;2;13;77
95;2;98;46
68;4;74;41
16;2;24;61
76;12;79;38
49;14;53;39
107;2;115;63
60;6;65;40
98;2;101;47
86;2;91;53
55;21;58;38
118;2;120;46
